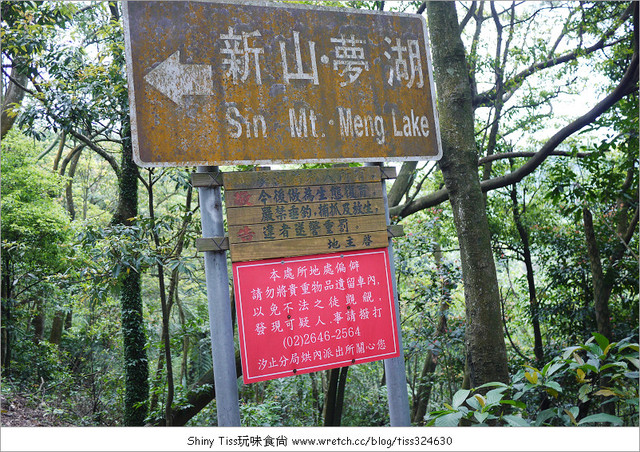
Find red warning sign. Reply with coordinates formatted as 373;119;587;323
233;248;400;384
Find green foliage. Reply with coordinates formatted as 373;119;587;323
342;380;389;426
237;373;321;426
425;333;639;426
1;131;71;273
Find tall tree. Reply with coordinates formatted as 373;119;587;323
112;121;149;425
425;1;509;387
107;3;149;426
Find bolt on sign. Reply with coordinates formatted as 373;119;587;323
233;249;400;384
223;167;389;262
123;0;442;167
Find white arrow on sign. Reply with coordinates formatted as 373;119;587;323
144;51;213;106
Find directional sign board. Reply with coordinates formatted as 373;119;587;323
123;1;442;166
233;248;400;384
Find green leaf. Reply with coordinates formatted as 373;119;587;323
585;343;604;358
578;383;592;402
577;413;623;426
600;362;628;373
544;380;562;393
619;343;639;353
451;389;471;409
534;408;559;426
466;396;482;411
592;332;610;353
583;362;599;373
474;411;489;424
563;407;578;426
475;381;509;390
542;361;564;377
486;387;507;406
434;411;463;427
562;346;581;360
624;371;639;379
503;415;530;427
500;399;526;410
625;356;639;370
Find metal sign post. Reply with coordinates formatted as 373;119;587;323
374;163;411;426
197;166;241;426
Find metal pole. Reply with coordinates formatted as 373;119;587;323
197;166;241;426
368;163;411;426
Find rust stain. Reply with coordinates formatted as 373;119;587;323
124;1;442;167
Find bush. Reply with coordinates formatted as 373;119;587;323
425;333;639;426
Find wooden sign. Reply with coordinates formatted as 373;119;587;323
224;167;389;262
123;1;442;167
233;248;400;383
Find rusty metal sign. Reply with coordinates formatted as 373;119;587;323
223;167;389;262
123;0;442;167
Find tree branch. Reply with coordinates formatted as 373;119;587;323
481;51;638;193
2;67;121;176
474;3;634;108
458;1;477;32
390;51;638;218
67;129;120;176
387;161;417;207
478;150;590;165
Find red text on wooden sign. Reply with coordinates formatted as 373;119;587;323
233;248;400;383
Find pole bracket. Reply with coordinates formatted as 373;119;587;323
387;224;405;238
191;172;224;188
196;237;230;252
381;166;397;180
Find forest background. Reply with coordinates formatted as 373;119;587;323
1;0;638;430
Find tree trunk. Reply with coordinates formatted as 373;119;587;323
49;309;65;345
1;65;28;139
334;366;349;425
64;147;83;220
322;366;349;426
582;208;612;340
31;298;45;344
1;255;14;373
387;161;417;208
147;171;174;426
412;347;437;424
155;352;243;426
510;186;544;363
322;368;340;426
310;371;321;422
148;345;166;415
113;122;149;426
426;1;509;387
